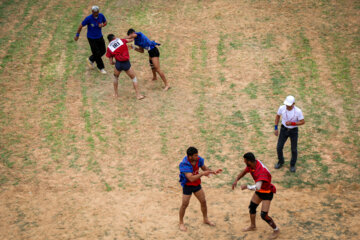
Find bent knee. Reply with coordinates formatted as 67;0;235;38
249;201;259;214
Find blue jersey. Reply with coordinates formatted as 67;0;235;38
179;156;204;187
81;13;106;39
134;32;160;51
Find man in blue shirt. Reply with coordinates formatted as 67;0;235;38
74;6;107;74
178;147;222;231
126;29;170;91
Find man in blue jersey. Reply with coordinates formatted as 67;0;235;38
74;6;107;74
126;29;170;91
178;147;222;231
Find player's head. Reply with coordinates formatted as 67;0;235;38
243;152;256;167
107;34;115;42
284;95;295;110
127;28;136;37
92;6;100;18
187;147;198;161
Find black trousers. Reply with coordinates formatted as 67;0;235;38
277;125;298;166
88;37;106;70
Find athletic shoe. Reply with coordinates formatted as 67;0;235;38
290;166;296;173
100;69;107;74
274;163;283;169
87;58;94;69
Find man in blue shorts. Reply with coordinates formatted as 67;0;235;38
106;34;144;100
126;29;170;91
178;147;222;231
74;6;107;74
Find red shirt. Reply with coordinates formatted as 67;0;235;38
245;160;276;193
106;38;130;62
185;158;201;186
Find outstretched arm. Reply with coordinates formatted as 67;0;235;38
74;24;83;41
201;164;213;172
232;169;247;190
131;46;144;53
201;165;222;175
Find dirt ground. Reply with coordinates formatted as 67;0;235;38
0;0;359;239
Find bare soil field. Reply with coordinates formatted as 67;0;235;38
0;0;359;239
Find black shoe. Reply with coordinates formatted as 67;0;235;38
274;163;283;169
290;166;296;172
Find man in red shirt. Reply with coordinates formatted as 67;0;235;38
106;34;144;100
232;152;280;239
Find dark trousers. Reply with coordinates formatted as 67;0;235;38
277;125;298;166
88;37;106;70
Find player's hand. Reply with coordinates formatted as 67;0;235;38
129;44;134;50
111;61;115;65
232;180;238;190
285;121;291;126
214;169;223;175
98;23;103;28
74;36;79;41
241;184;247;190
274;129;278;136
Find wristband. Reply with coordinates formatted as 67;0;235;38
291;122;296;126
274;125;278;130
76;33;80;37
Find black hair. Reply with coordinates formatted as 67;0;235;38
127;28;135;36
243;152;256;162
187;147;198;157
107;34;115;42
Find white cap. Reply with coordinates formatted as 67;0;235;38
284;95;295;106
92;6;100;12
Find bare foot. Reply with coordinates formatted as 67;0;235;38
152;77;157;81
163;86;171;91
179;223;187;232
203;219;215;227
137;95;145;100
270;229;280;239
242;226;256;232
113;94;119;98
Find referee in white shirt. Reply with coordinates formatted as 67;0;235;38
274;96;305;172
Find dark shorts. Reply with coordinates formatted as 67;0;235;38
255;191;274;201
183;184;202;195
115;60;131;71
148;47;160;58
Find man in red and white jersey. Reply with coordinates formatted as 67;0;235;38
106;34;144;100
232;152;280;239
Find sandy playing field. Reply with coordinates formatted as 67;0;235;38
0;0;359;239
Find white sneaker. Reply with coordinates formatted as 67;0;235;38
86;58;94;69
100;69;107;74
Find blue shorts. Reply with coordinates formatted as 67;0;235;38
115;60;131;71
183;184;202;195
